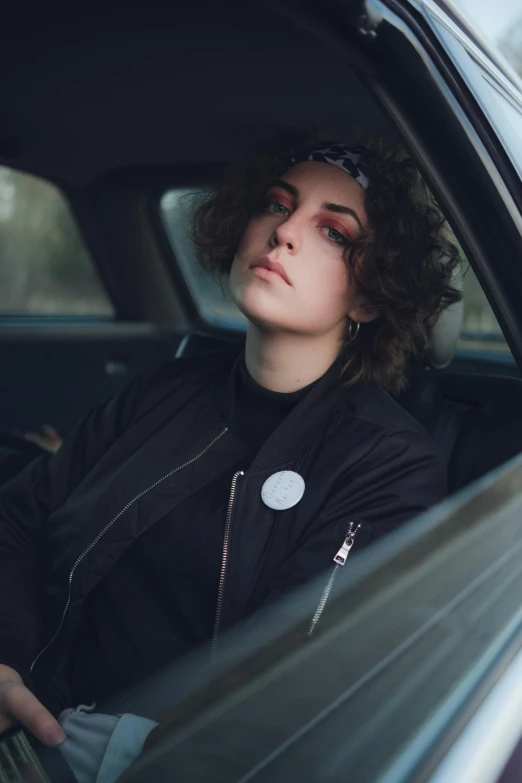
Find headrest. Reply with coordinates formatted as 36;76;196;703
426;265;464;370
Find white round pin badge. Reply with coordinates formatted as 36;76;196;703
261;470;305;510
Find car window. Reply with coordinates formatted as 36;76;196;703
159;188;246;329
458;265;512;358
449;0;522;78
426;6;522;181
497;12;522;77
0;166;114;317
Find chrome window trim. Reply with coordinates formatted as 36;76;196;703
419;0;522;110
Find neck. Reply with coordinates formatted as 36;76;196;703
244;325;343;393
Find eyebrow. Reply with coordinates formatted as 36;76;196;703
268;178;363;231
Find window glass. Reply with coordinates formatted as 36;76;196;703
160;188;245;329
0;167;114;316
449;0;522;78
419;10;516;360
498;17;522;77
458;265;511;357
428;11;522;180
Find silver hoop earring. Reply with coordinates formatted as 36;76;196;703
348;320;360;341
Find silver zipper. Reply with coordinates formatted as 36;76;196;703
211;469;244;660
30;427;229;673
307;521;361;638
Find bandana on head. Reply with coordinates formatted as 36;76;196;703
284;142;370;191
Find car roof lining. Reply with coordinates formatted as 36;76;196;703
0;1;397;187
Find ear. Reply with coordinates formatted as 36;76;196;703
348;303;379;324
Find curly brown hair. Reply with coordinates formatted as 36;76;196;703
191;129;462;394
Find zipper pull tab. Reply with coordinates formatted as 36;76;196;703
333;537;355;565
333;522;361;566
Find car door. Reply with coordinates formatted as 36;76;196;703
0;165;184;437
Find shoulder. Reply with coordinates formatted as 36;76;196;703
345;383;429;438
330;381;446;473
325;384;448;514
121;349;240;422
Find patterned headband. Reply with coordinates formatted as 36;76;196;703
284;143;370;191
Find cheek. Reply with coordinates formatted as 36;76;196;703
228;250;241;297
236;218;265;259
305;259;352;313
228;220;268;305
228;255;244;305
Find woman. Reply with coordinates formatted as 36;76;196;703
0;132;460;760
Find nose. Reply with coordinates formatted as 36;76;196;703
270;213;302;254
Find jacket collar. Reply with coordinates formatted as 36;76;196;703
214;350;355;471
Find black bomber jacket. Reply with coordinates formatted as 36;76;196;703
0;350;446;712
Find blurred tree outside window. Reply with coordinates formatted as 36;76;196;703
0;167;114;316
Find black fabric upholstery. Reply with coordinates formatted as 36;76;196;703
397;368;522;493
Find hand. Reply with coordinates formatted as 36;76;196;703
0;664;66;747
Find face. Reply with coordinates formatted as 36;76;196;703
229;161;371;339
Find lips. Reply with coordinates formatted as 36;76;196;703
250;256;291;285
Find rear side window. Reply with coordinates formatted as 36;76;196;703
160;188;245;329
0;166;114;317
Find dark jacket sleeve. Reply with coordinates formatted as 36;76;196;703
261;429;447;607
0;363;168;681
0;437;46;488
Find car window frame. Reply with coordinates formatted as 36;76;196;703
422;1;522;182
357;0;522;374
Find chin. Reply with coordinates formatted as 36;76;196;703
232;288;290;331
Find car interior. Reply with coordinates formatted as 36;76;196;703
0;0;521;502
2;2;522;781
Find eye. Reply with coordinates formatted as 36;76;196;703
266;201;290;216
324;226;350;246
